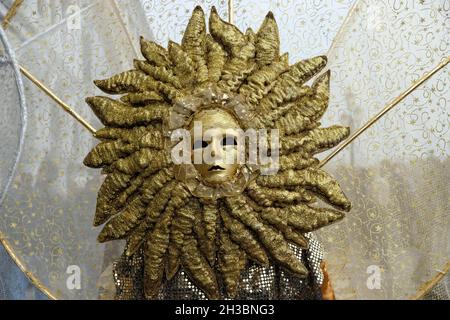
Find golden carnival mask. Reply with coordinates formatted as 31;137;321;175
189;108;241;185
84;6;351;299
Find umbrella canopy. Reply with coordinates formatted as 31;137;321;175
317;0;449;299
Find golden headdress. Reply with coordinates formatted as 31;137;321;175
84;6;351;299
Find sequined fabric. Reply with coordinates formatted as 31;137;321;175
113;233;324;300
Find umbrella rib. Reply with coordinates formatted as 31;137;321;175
3;0;448;164
111;0;140;58
228;0;234;24
319;56;450;168
1;0;23;29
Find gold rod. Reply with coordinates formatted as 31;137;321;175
19;65;97;134
1;0;448;302
319;56;450;168
1;0;23;29
0;232;58;300
228;0;234;24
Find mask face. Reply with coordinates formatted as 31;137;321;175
190;108;242;185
